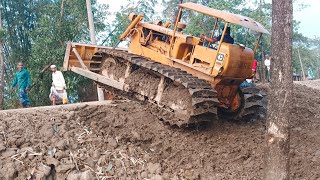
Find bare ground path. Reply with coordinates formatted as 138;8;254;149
0;84;319;179
295;79;320;91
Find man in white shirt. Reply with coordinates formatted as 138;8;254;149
264;54;271;82
49;65;68;105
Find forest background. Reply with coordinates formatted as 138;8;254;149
1;0;319;108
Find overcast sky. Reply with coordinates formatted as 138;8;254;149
97;0;319;38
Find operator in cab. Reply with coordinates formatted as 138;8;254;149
200;27;234;44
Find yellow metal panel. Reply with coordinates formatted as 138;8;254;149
191;45;216;64
128;35;215;82
139;23;189;39
171;38;193;59
219;44;254;78
64;42;127;70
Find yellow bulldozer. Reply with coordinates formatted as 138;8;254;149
63;2;268;126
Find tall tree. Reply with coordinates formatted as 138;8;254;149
0;6;4;109
265;0;293;179
104;0;156;46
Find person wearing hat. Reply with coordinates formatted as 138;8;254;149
11;62;31;108
200;26;234;44
49;65;68;105
177;22;187;33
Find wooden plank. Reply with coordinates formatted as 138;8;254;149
70;67;124;90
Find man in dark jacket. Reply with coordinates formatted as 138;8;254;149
11;62;31;108
200;27;234;44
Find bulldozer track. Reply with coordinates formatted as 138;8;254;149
87;48;266;125
217;87;266;121
89;48;219;126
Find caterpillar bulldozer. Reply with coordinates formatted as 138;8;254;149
63;2;268;126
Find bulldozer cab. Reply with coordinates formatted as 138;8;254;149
172;2;269;77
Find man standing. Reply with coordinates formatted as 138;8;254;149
307;66;315;80
49;65;68;105
252;59;258;81
264;54;271;82
11;62;31;108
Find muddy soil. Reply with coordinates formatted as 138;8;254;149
295;79;320;91
0;84;320;179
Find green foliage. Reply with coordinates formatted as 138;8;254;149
292;38;320;77
1;0;108;108
0;29;6;40
103;0;157;46
2;0;320;109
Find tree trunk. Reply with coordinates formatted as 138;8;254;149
258;0;266;83
86;0;97;45
59;0;65;46
265;0;293;180
297;48;305;80
0;7;5;110
261;44;266;83
86;0;104;101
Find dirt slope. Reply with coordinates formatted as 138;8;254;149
0;84;320;179
295;79;320;91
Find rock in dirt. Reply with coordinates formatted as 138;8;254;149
55;139;67;150
3;162;17;179
140;171;147;178
171;176;179;180
92;149;101;159
40;124;54;140
15;137;25;147
0;143;6;152
56;163;75;173
54;151;67;160
314;150;320;156
67;172;80;180
66;170;93;180
80;170;94;180
151;174;163;180
312;150;320;162
1;148;16;158
184;169;200;179
131;131;141;140
37;164;51;176
6;136;17;146
147;162;161;174
45;156;60;167
85;157;95;168
107;137;118;148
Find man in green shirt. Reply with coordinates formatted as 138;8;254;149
11;62;31;108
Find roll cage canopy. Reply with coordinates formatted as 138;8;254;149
178;2;269;34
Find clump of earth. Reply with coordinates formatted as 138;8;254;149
0;82;320;179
